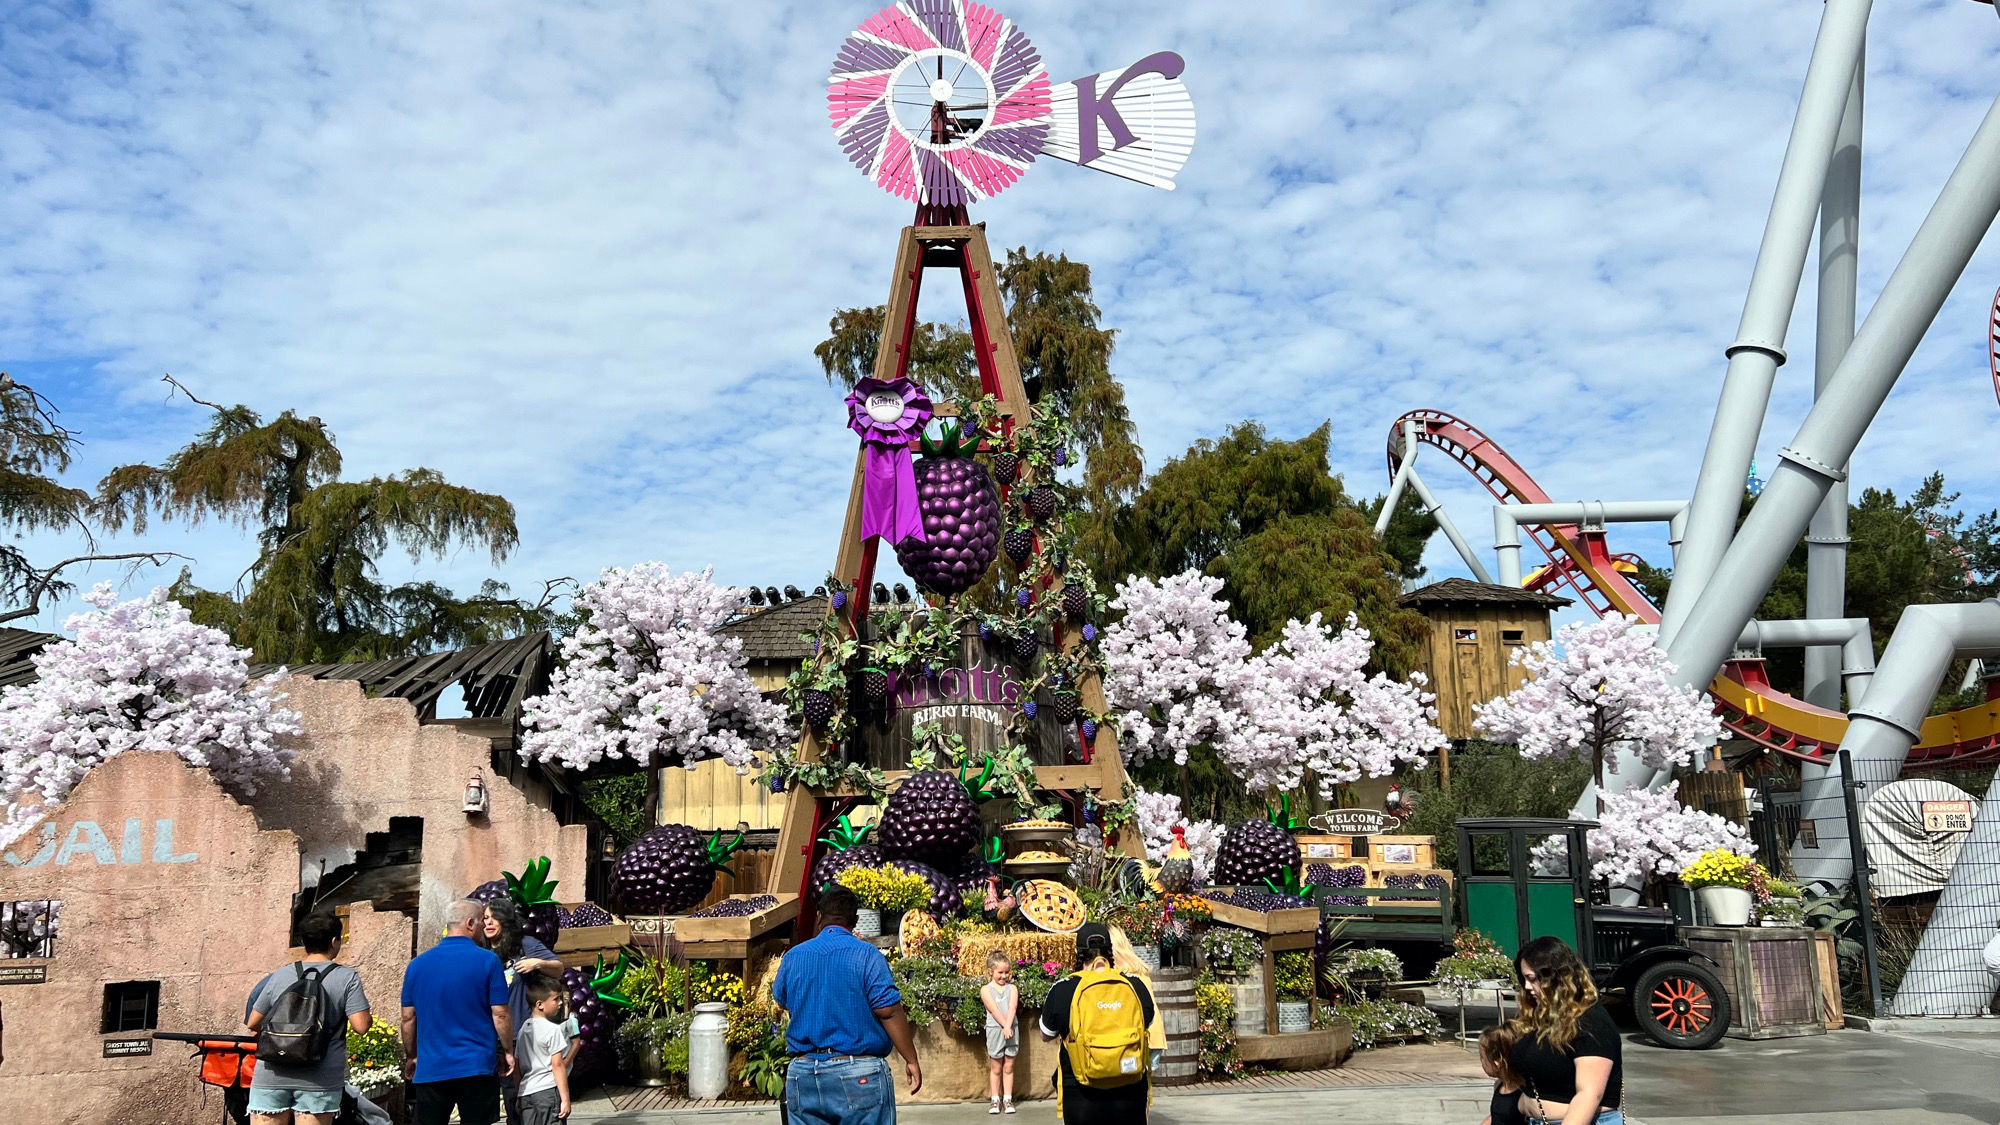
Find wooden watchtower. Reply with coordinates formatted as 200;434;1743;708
1397;578;1570;741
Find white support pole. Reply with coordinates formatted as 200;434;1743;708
1406;468;1492;584
1662;0;1876;644
1491;502;1688;591
1659;87;2000;714
1806;52;1864;712
1376;419;1420;538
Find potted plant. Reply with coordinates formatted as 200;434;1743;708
837;864;931;936
1112;902;1167;971
1430;929;1514;997
1682;848;1756;925
345;1018;404;1104
1757;873;1806;926
1274;951;1315;1033
1199;926;1261;980
1323;947;1403;999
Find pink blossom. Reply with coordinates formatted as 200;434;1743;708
1534;782;1755;886
0;585;301;848
1131;786;1222;884
520;564;791;773
1473;615;1722;776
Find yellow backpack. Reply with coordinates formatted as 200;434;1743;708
1062;968;1148;1087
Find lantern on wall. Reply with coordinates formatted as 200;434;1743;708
463;775;489;815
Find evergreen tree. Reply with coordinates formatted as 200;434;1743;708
96;378;549;663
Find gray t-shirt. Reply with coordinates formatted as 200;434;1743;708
515;1015;571;1097
246;961;370;1092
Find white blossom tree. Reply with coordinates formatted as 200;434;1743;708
1536;782;1756;887
520;564;790;774
1473;614;1723;791
1132;786;1223;885
1104;571;1447;803
0;584;302;848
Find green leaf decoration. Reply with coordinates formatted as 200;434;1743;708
501;856;561;908
705;829;747;869
589;951;638;1009
817;816;873;852
1262;868;1318;900
984;835;1004;864
1267;795;1306;835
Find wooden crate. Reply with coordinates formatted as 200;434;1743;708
674;894;800;944
1201;893;1320;936
1367;865;1453;890
1296;835;1355;861
1367;835;1436;868
1683;925;1826;1040
1810;929;1845;1030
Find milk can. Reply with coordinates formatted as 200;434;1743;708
688;1002;732;1100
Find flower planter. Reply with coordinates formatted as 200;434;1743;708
634;1044;671;1088
1697;886;1753;926
1277;1000;1311;1034
1130;944;1161;972
855;908;883;938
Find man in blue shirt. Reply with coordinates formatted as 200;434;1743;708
401;900;514;1125
773;887;922;1125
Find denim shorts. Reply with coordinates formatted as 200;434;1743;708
1531;1113;1623;1125
248;1086;344;1115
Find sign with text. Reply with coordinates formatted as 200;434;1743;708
0;963;46;985
1922;800;1974;834
102;1037;152;1058
856;624;1070;771
1310;809;1398;837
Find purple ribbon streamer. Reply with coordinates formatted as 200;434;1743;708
845;377;932;546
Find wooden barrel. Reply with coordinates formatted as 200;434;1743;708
1229;976;1266;1037
1151;968;1200;1086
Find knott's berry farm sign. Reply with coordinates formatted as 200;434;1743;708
856;632;1070;770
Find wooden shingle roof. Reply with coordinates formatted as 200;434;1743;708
720;596;829;662
1398;578;1571;610
0;628;56;689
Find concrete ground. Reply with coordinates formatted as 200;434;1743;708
569;1024;2000;1125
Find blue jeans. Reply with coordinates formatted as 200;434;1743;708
787;1055;896;1125
1531;1113;1623;1125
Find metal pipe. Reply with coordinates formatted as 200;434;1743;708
1661;0;1876;644
1376;419;1419;538
1790;601;2000;891
1407;468;1492;584
1659;88;2000;710
1491;501;1688;588
1734;616;1876;703
1806;53;1864;712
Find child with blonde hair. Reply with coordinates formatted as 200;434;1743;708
980;951;1019;1114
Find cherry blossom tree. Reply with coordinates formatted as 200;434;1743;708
1536;782;1756;888
0;584;302;848
1473;614;1723;789
1132;786;1223;885
520;564;790;774
1104;571;1446;803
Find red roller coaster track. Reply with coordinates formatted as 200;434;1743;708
1386;409;2000;767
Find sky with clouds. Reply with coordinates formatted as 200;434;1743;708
6;0;2000;635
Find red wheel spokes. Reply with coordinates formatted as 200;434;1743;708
1650;977;1714;1036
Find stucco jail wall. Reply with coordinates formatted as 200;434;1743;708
0;753;301;1124
252;677;589;941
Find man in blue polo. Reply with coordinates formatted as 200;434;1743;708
773;886;922;1125
401;899;514;1125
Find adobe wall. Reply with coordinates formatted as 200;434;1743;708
254;677;590;940
0;753;302;1125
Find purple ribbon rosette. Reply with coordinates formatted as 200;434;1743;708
845;376;933;546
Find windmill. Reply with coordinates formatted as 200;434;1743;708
767;0;1196;918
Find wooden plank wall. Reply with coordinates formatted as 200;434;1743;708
1420;605;1551;740
660;761;785;832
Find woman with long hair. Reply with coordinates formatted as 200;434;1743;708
478;899;563;1125
1507;937;1622;1125
1038;923;1156;1125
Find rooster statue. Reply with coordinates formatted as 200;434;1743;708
982;875;1018;924
1158;824;1195;894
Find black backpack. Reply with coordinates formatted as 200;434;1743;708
256;963;338;1066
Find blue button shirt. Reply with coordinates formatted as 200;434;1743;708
401;936;511;1082
772;925;901;1058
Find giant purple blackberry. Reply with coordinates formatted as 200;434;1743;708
893;423;1001;597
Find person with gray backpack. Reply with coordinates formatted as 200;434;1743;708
244;912;373;1125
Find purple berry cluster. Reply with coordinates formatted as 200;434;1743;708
1309;863;1369;906
688;895;779;918
1382;872;1449;892
1210;887;1311;912
560;903;615;928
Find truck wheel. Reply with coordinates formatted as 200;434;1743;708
1633;960;1730;1049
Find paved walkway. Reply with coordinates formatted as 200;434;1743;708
568;1027;2000;1125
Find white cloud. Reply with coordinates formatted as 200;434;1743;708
5;0;2000;633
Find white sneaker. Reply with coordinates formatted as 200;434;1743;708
1004;1101;1016;1114
989;1101;1001;1115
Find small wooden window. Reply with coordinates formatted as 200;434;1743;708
101;980;160;1033
1453;628;1478;643
1502;629;1526;644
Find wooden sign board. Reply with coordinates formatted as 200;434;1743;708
1310;809;1398;837
852;625;1072;771
1922;800;1973;834
102;1037;152;1058
0;963;46;985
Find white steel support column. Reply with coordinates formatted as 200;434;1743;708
1662;0;1876;644
1407;468;1492;584
1375;419;1420;538
1491;502;1688;590
1806;54;1864;711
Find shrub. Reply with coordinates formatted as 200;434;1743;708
838;865;934;913
1330;997;1441;1049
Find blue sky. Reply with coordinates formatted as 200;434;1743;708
6;0;2000;634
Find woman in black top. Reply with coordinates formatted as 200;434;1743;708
1038;923;1156;1125
1507;937;1622;1125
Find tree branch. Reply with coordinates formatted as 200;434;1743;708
160;373;228;414
0;551;195;625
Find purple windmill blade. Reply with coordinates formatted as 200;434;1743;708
908;0;965;54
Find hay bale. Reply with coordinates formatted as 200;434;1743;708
955;930;1077;977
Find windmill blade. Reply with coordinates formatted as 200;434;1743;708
1041;51;1195;191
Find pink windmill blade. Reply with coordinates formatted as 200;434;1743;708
827;0;1196;210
